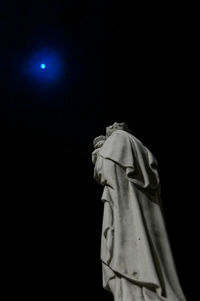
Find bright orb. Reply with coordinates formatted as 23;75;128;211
40;63;46;69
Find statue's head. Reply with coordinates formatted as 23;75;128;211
106;122;131;137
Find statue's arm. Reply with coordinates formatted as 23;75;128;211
92;135;106;165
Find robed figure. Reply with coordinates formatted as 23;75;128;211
92;123;187;301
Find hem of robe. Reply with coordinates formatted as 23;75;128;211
102;260;161;293
102;262;168;301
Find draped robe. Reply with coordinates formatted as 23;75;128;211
93;130;186;301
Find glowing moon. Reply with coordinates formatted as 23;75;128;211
40;63;46;69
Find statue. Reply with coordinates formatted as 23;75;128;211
92;122;187;301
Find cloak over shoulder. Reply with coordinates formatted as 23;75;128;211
94;130;186;301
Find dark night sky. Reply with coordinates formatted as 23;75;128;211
0;2;195;300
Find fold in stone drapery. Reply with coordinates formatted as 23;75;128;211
103;263;167;301
94;130;187;301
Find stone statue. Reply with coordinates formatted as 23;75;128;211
92;122;187;301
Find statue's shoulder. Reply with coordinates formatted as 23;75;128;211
104;130;130;146
109;129;131;139
100;130;131;155
109;130;149;152
110;130;140;144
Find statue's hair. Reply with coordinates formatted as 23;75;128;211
118;122;131;133
105;122;131;138
109;122;131;133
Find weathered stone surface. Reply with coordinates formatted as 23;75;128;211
92;122;187;301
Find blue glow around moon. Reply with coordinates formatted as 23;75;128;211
24;48;65;84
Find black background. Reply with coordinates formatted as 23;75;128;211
0;1;195;300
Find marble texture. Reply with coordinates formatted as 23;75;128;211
92;123;187;301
